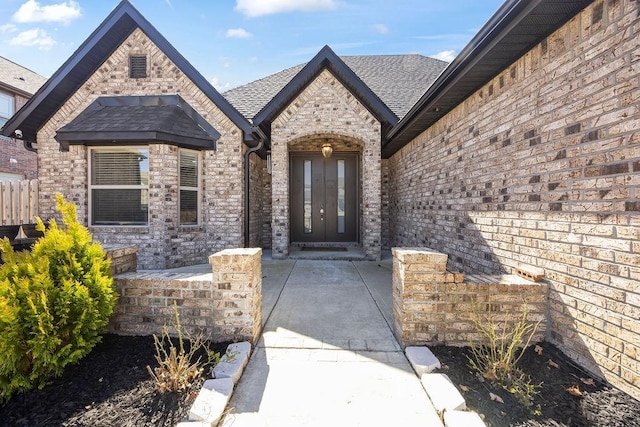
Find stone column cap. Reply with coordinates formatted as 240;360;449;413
209;247;262;263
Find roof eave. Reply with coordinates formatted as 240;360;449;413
383;0;594;158
54;130;216;151
1;0;259;148
253;45;398;139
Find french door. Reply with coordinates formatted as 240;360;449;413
290;153;358;243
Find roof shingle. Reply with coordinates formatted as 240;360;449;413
223;54;448;121
0;56;47;96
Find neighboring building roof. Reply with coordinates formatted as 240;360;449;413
0;56;47;96
224;53;448;121
384;0;594;157
250;46;402;140
55;95;219;150
1;0;258;148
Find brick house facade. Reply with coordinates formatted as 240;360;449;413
2;0;638;399
0;56;46;180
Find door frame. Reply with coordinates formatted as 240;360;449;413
289;151;360;245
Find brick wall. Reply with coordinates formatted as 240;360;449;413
248;152;266;247
387;1;639;398
109;247;262;344
36;29;245;269
270;69;382;259
0;136;36;180
392;248;547;348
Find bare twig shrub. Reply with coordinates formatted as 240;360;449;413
147;305;220;394
467;300;542;406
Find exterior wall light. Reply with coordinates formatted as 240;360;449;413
321;142;333;158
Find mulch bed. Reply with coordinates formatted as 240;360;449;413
430;342;640;427
0;334;229;427
2;337;639;426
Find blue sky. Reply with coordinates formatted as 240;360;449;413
0;0;504;90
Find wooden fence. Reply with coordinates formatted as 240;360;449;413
0;179;38;225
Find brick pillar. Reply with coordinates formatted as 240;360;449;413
392;247;460;347
209;248;262;344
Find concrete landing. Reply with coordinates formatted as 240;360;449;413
220;257;442;427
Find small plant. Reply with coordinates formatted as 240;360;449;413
467;300;542;406
147;305;220;394
0;194;117;402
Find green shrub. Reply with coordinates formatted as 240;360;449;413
0;194;117;402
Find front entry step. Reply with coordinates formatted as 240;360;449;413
288;245;367;260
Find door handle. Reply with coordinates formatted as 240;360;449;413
320;206;324;221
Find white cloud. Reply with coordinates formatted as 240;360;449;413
12;0;81;25
432;50;456;62
9;28;56;50
226;28;253;39
210;76;231;90
374;24;389;34
236;0;339;17
0;23;18;33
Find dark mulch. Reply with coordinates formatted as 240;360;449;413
0;334;229;427
430;342;640;427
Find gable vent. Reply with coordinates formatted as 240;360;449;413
129;55;147;78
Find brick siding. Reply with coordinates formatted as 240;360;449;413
0;136;36;180
387;0;639;398
270;69;382;259
36;29;245;269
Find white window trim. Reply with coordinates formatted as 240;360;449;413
88;146;150;227
179;148;201;226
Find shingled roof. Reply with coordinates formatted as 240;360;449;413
223;54;448;121
0;56;46;96
55;95;219;151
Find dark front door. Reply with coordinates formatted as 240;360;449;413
290;153;358;243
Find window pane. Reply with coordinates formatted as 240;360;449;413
92;189;148;225
337;159;345;234
180;190;198;225
304;160;312;233
91;149;148;185
0;92;13;119
180;151;198;188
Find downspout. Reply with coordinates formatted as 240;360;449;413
23;140;37;153
243;127;266;247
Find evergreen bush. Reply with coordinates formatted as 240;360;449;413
0;194;117;402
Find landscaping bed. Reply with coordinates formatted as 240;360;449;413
0;334;229;427
430;342;640;427
2;336;639;426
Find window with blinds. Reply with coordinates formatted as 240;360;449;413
179;150;199;225
90;148;149;225
129;55;147;78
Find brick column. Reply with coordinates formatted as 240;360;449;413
392;247;456;348
209;248;262;344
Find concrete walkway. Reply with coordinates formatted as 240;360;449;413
220;255;442;426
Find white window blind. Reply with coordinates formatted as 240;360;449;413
90;148;149;225
179;150;199;225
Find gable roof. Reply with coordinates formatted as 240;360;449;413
0;56;47;97
248;46;401;139
224;53;447;122
384;0;594;157
1;0;257;147
55;95;219;150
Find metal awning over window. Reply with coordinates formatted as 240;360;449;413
55;95;219;151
